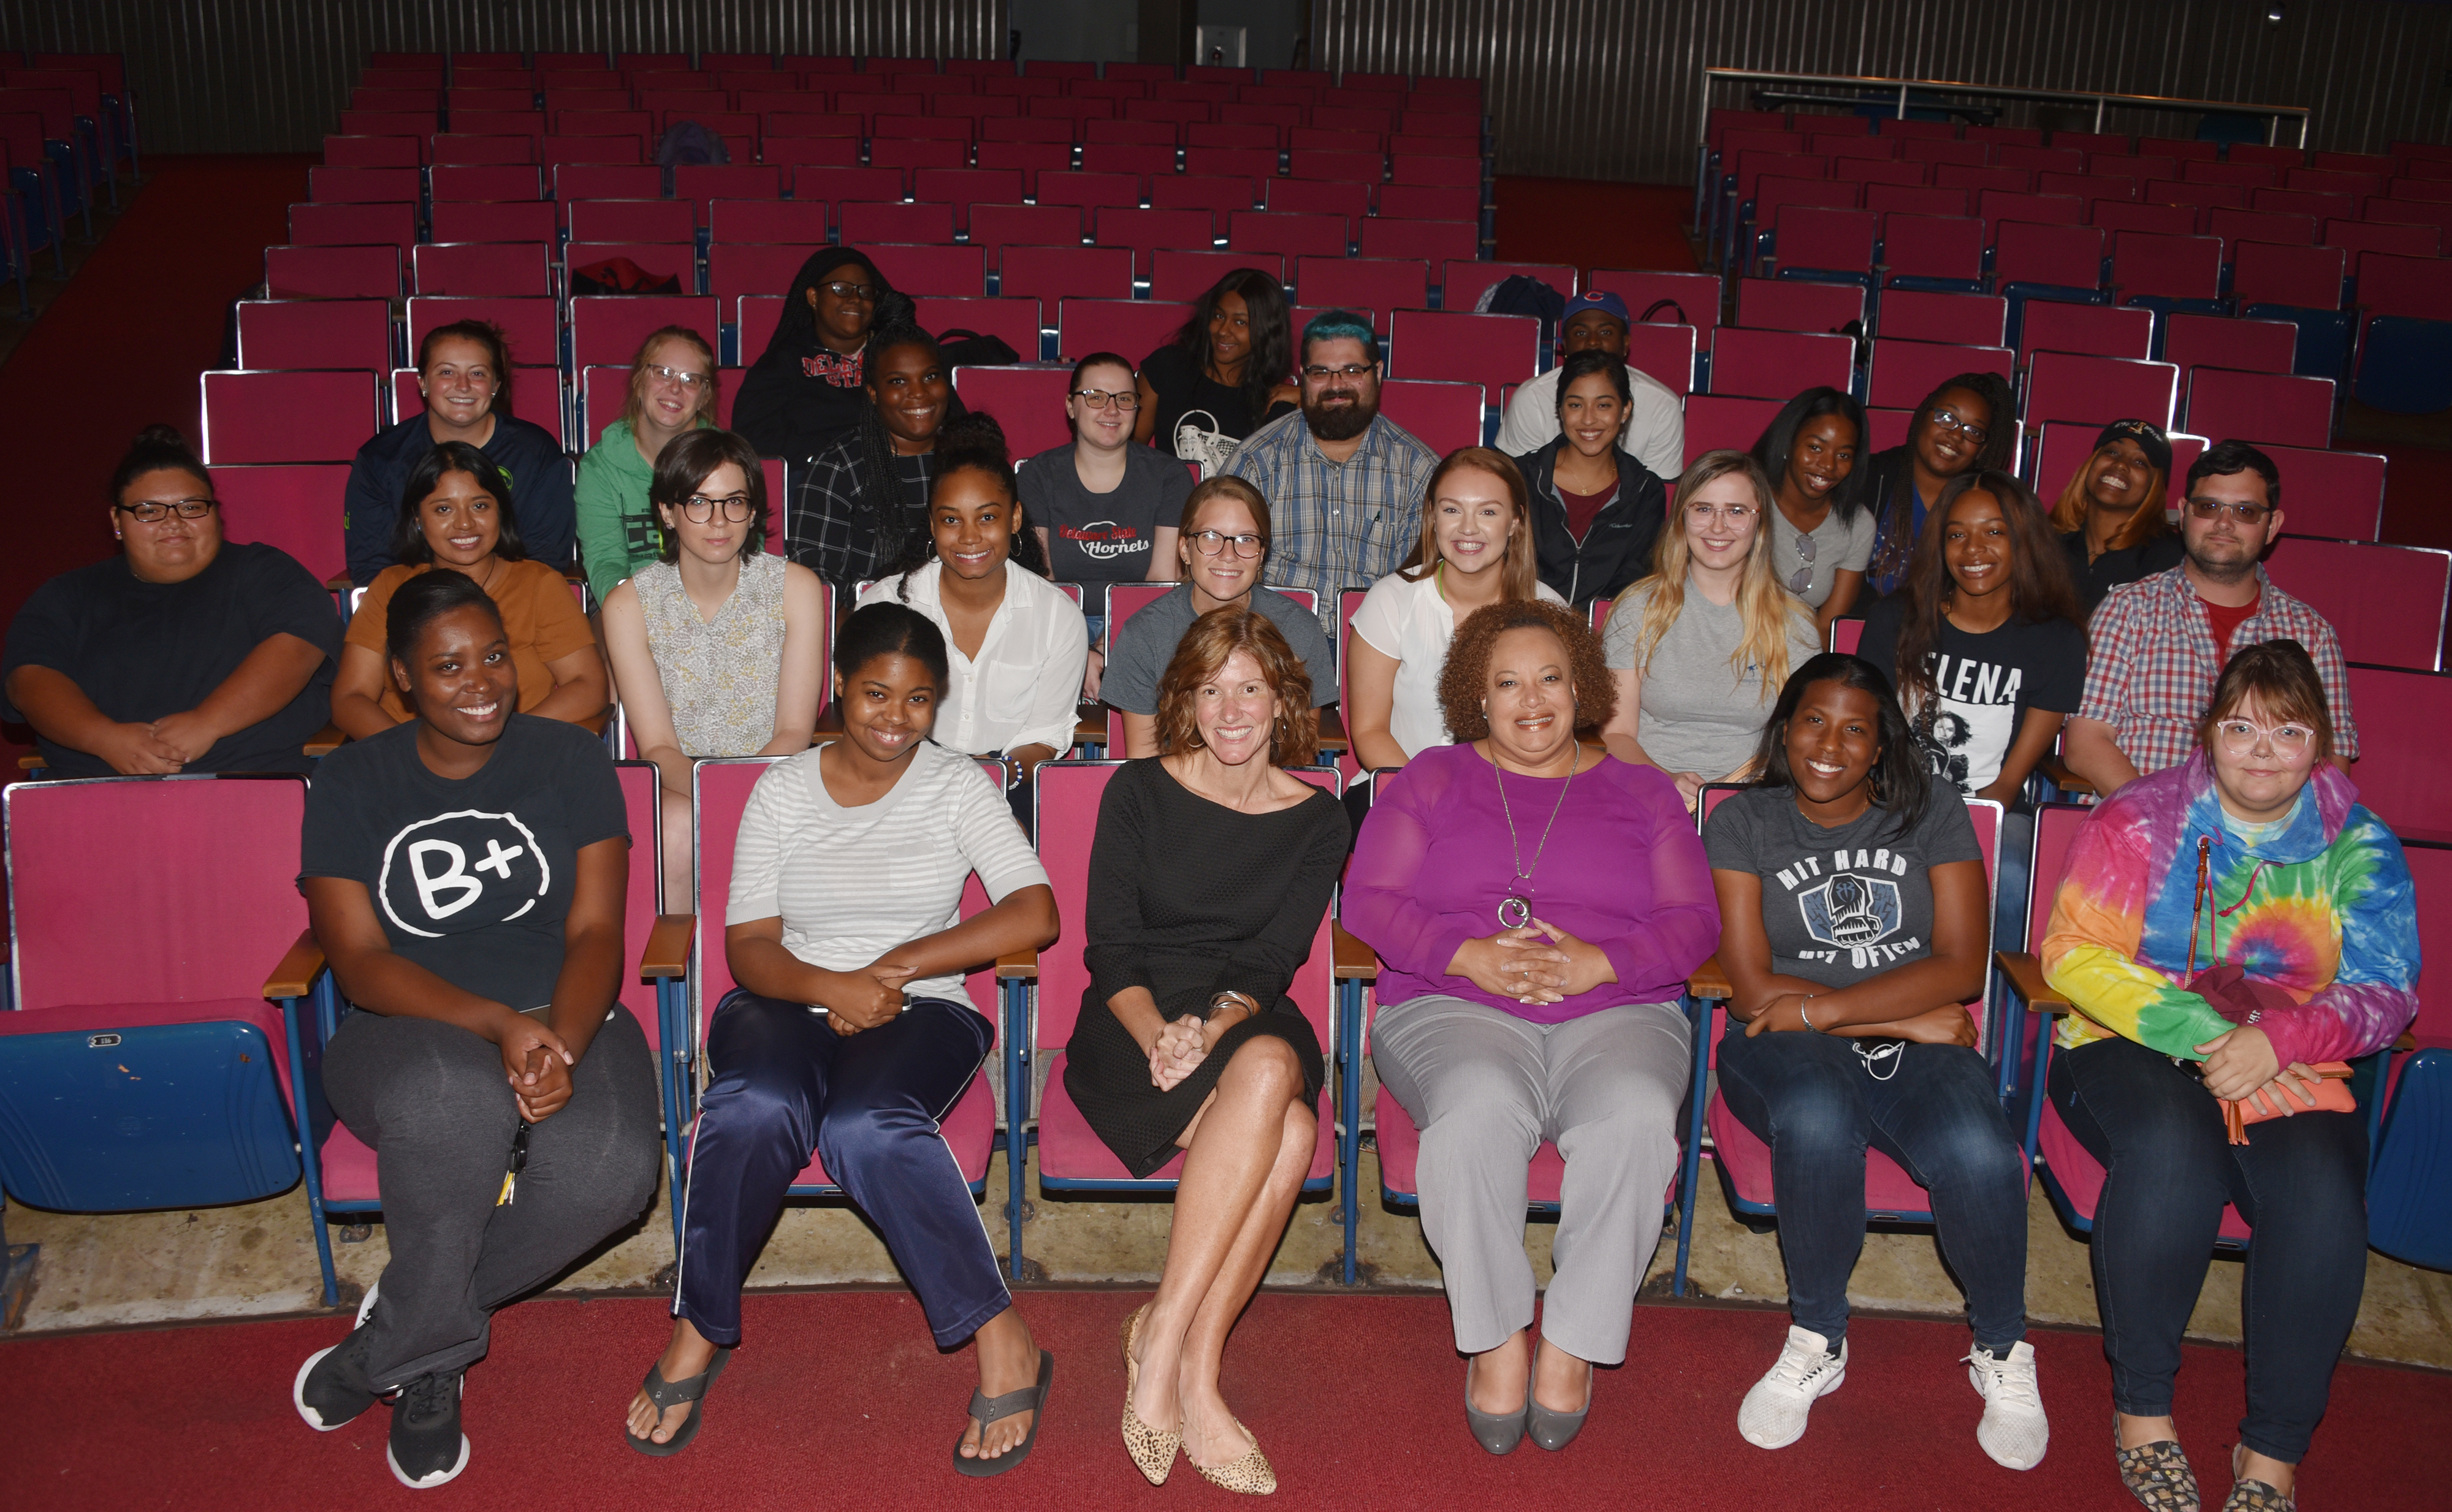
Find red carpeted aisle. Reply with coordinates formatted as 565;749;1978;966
4;1290;2440;1510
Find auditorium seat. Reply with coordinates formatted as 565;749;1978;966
2324;218;2436;260
214;464;354;588
1877;287;2007;345
200;370;383;465
1059;298;1192;363
404;295;558;370
2342;664;2452;841
2252;442;2387;541
1148;248;1282;301
1443;260;1575;306
2261;538;2448;672
863;241;989;299
949;365;1076;457
1734;276;1863;335
2160;313;2297;375
265;243;402;300
569;294;720;370
1588;269;1721;345
287;200;417;250
915;295;1044;360
411;240;551;298
1681;393;1785;462
234;297;395;373
2016;298;2151;365
1149;173;1255;217
1292;256;1426;328
1267;178;1372;219
428;163;544;202
2020;350;2177;431
1877;212;1986;291
1706;326;1853;400
428;200;557;244
1094;205;1217;259
1355;217;1477;263
999;243;1131;304
1866;338;2013;409
837;199;957;245
1623;322;1699;397
704;197;828;245
2181;367;2334;449
552;162;661;208
1387;309;1540;405
1376;378;1485;454
1229;210;1350;260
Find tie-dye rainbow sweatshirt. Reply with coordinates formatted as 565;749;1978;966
2040;753;2419;1064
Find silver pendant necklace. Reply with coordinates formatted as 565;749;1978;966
1494;748;1577;929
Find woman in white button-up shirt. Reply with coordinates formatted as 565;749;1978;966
861;413;1088;825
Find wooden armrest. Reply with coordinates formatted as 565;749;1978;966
1995;949;2069;1015
264;929;327;1000
1074;716;1106;743
302;722;346;758
1333;920;1377;979
813;705;844;736
323;571;352;593
1686;953;1732;1000
2037;754;2096;796
639;913;695;978
2397;1030;2418;1053
996;948;1039;978
15;753;40;770
1314;705;1349;752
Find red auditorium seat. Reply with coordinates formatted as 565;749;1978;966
964;202;1079;259
869;138;969;172
706;198;829;246
1877;289;2007;346
2016;300;2152;364
1292;257;1426;327
288;201;417;249
2207;207;2317;250
1734;277;1862;335
1148;248;1283;301
1037;170;1144;211
1588;269;1721;343
1387;310;1539;405
1000;244;1132;303
2254;443;2387;541
1623;322;1698;397
948;366;1075;457
405;295;557;368
2161;313;2297;376
1357;218;1477;262
672;164;782;218
569;294;720;369
2323;219;2437;259
1866;338;2013;409
2341;665;2452;840
2231;240;2348;311
1379;183;1480;222
1991;219;2104;292
428;164;544;202
563;240;698;292
1185;145;1280;180
2022;351;2178;430
1765;206;1877;281
915;168;1027;229
1375;379;1485;455
2089;200;2196;238
430;132;534;165
411;241;550;298
915;296;1045;359
429;200;558;244
2262;538;2450;672
1707;327;1854;400
1444;262;1575;305
837;200;958;245
1059;300;1193;363
553;162;661;207
2182;368;2334;450
398;367;566;449
200;370;383;465
234;298;394;373
1095;206;1217;258
1878;213;1986;288
215;465;352;587
307;164;420;203
264;244;402;300
1682;394;1785;463
1229;210;1350;260
1267;178;1373;219
1150;174;1257;217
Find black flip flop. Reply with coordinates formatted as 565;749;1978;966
625;1347;731;1457
953;1348;1055;1478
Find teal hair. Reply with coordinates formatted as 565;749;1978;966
1300;308;1381;367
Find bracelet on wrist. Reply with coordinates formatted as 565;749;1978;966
1799;995;1822;1033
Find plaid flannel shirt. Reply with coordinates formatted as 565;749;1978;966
783;432;935;601
2077;563;2360;776
1223;408;1439;632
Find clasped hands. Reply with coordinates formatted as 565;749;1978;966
492;1011;576;1122
2195;1025;2324;1115
1451;919;1613;1006
1743;992;1976;1046
1146;997;1253;1090
812;951;921;1036
99;712;221;775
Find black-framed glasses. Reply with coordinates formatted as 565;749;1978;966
1301;363;1375;381
1190;529;1265;558
820;280;878;302
646;364;710;390
114;497;216;523
2184;496;2274;525
1926;406;1989;444
1072;387;1140;411
680;494;754;523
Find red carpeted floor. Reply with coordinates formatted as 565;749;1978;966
1494;177;1699;275
4;1290;2440;1510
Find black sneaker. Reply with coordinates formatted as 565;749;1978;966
294;1325;383;1432
387;1371;470;1489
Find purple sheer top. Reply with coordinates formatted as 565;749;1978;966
1344;742;1720;1024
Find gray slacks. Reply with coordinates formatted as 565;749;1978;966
1372;994;1691;1364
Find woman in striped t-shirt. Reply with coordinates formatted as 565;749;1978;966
625;603;1062;1478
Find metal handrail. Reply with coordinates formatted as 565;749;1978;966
1696;65;2313;151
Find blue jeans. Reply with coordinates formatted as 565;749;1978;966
1716;1026;2029;1351
674;990;1007;1350
2050;1035;2369;1463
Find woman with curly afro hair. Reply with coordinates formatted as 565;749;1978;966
1342;598;1718;1458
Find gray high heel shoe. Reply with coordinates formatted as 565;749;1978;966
1463;1358;1528;1455
1525;1347;1591;1452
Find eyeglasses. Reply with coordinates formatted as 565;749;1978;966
1685;502;1757;525
1926;407;1989;444
2184;496;2275;525
645;364;710;390
1786;531;1818;593
114;497;216;523
1190;530;1265;558
1072;387;1140;411
1300;363;1375;381
2214;718;2317;758
679;494;754;523
820;280;878;302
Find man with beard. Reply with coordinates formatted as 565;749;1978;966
1223;310;1439;634
2061;440;2357;796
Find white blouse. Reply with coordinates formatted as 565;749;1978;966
858;560;1089;758
1349;567;1569;758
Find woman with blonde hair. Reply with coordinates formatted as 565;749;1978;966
1347;447;1569;775
1600;450;1820;810
2046;419;2183;611
1064;607;1349;1492
577;325;725;602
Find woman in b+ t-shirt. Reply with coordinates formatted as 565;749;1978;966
1699;653;2045;1472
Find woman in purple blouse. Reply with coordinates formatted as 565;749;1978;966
1346;599;1717;1457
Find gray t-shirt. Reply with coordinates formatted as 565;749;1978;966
1100;584;1341;715
1767;501;1878;610
1703;785;1982;989
1601;576;1821;780
1017;441;1194;587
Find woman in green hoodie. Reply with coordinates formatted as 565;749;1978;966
576;326;721;601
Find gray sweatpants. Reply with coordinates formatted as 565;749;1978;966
1372;994;1691;1364
322;1006;661;1385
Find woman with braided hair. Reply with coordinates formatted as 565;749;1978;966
783;324;954;604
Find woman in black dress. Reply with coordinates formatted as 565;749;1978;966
1063;606;1347;1494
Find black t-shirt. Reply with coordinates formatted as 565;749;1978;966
1140;343;1295;457
2058;527;2185;612
1859;594;2088;794
299;715;629;1010
1017;441;1195;586
1704;785;1982;990
1;541;341;778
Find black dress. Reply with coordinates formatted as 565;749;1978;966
1062;758;1349;1177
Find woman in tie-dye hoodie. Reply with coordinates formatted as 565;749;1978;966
2040;639;2418;1511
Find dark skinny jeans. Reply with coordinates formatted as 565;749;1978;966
2050;1035;2369;1464
1716;1026;2030;1353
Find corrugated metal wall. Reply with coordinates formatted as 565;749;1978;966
1315;0;2452;180
0;0;1007;154
4;0;2448;175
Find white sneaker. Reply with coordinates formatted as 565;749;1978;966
1738;1325;1847;1449
1965;1340;2049;1470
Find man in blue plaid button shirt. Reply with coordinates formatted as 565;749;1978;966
1223;310;1439;635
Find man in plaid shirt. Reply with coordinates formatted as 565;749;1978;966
2063;440;2358;795
1224;310;1439;634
